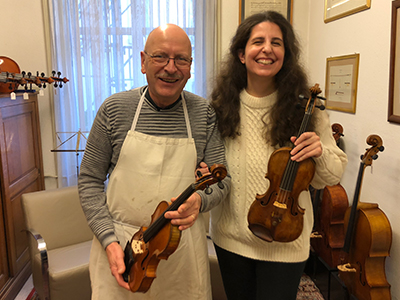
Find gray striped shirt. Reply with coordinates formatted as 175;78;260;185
78;86;230;248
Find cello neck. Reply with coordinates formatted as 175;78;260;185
342;161;365;253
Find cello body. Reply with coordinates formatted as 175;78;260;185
340;202;392;300
338;135;392;300
312;184;348;268
311;123;349;268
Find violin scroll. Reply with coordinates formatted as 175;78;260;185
194;164;227;192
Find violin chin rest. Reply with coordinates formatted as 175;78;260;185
248;224;273;243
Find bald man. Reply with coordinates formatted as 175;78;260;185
78;24;230;299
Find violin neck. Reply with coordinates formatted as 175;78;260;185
142;183;196;243
280;160;299;191
342;162;365;253
280;102;314;192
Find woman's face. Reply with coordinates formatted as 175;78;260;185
239;21;285;85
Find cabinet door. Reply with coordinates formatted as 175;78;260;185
0;194;10;292
0;94;44;277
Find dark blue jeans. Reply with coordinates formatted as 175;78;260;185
214;244;307;300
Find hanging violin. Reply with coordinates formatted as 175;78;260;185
247;83;325;243
123;164;227;293
338;134;392;300
0;56;68;94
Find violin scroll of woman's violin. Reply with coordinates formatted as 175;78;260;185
247;84;325;243
123;164;227;293
338;135;392;300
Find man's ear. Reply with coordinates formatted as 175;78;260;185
140;51;146;74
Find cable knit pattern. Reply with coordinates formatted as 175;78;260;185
210;89;347;263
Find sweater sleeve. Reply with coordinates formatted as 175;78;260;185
78;102;119;249
310;109;348;189
197;105;231;212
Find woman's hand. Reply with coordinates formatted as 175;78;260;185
290;132;322;162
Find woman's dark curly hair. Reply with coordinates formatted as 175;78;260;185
211;11;316;147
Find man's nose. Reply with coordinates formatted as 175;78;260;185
164;58;178;72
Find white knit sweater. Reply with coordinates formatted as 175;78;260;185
210;89;348;263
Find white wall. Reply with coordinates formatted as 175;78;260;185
0;0;58;189
219;0;399;298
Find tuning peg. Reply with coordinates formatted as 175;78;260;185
205;185;213;195
378;146;385;152
372;154;379;160
218;181;224;189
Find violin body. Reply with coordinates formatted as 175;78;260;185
0;56;20;93
248;147;315;242
340;203;392;300
123;164;227;293
311;181;349;268
128;201;181;293
247;84;323;243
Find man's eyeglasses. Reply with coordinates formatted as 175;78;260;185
144;51;192;68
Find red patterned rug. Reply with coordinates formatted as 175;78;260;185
25;275;323;300
25;288;39;300
297;274;324;300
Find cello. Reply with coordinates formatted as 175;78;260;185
338;135;392;300
123;164;227;293
310;123;349;269
247;84;325;243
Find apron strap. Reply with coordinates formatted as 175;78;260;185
131;87;192;139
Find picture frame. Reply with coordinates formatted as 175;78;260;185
324;0;371;23
239;0;292;24
388;0;400;124
325;54;360;114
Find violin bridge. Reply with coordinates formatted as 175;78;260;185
273;201;287;209
131;240;145;254
337;263;356;273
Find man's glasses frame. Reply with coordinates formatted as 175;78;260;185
144;50;192;68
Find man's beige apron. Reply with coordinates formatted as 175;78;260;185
89;88;211;299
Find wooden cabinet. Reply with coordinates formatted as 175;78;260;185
0;92;44;300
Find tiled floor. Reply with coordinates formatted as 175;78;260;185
14;275;33;300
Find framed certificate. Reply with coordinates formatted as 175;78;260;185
239;0;292;24
325;54;360;114
324;0;371;23
388;0;400;123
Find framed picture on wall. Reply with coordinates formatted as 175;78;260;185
324;0;371;23
239;0;292;24
388;0;400;124
325;54;360;114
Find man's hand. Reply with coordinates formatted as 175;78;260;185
195;162;210;179
164;192;202;230
105;242;130;291
290;132;322;162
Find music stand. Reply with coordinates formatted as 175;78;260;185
51;130;88;178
